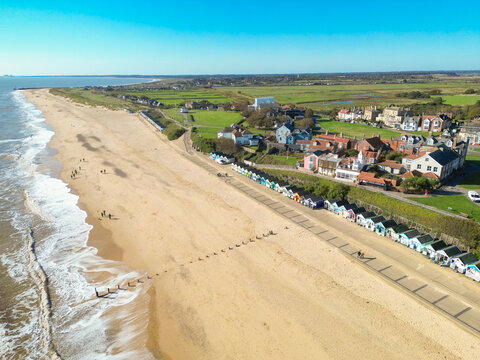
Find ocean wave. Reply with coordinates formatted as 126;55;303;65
0;90;154;359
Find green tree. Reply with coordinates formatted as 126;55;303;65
464;88;476;94
298;117;315;129
345;148;359;157
327;183;349;200
305;108;314;118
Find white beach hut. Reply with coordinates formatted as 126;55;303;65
450;252;478;273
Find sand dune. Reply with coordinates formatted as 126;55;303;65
25;88;479;360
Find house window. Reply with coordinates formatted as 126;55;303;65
433;167;438;172
425;158;429;162
427;166;432;171
417;164;422;170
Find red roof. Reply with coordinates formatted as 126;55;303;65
423;172;439;179
378;160;403;169
296;140;311;144
358;172;386;185
401;170;423;178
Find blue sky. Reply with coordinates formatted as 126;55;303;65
1;1;479;75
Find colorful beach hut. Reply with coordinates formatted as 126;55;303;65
450;252;478;273
466;261;480;282
422;239;448;258
434;245;462;265
398;229;421;246
375;219;397;236
356;211;377;227
365;215;386;231
409;234;435;252
346;207;366;222
386;224;409;241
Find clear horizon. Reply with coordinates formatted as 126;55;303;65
1;1;480;75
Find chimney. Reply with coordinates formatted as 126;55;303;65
340;132;343;138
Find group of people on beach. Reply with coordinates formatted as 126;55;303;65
100;210;112;220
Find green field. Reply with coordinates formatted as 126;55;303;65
409;195;480;222
437;95;480;105
316;119;400;139
114;89;232;105
216;82;479;112
187;110;243;127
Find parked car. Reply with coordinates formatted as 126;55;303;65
468;190;480;203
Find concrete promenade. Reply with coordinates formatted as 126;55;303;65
192;152;480;337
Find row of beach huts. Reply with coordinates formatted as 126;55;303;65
231;162;325;209
224;158;480;282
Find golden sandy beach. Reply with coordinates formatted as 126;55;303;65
25;88;479;360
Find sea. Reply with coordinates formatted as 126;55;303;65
0;77;156;359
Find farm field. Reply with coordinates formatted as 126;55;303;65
316;119;400;139
215;82;480;112
438;95;480;105
409;194;480;222
114;89;232;105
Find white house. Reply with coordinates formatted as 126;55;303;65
410;149;460;181
466;261;480;282
335;151;368;182
254;97;275;110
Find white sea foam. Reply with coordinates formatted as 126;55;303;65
0;91;155;359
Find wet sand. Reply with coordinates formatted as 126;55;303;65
25;88;479;359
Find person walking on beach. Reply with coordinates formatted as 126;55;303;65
108;213;111;220
357;250;361;258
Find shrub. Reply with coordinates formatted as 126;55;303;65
164;124;185;140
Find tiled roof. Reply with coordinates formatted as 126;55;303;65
378;160;403;169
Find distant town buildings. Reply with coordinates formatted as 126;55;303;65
376;107;413;129
253;97;275;110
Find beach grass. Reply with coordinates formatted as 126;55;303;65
409;195;480;222
114;89;232;105
50;88;137;110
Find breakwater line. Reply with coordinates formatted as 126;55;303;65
26;227;62;360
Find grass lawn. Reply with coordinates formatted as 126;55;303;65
437;95;480;106
187;110;243;128
163;108;185;124
460;172;480;189
316;119;400;139
409;195;480;222
114;89;232;105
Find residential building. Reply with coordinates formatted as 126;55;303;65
459;122;480;146
421;114;452;132
410;149;460;181
377;160;404;175
401;116;422;131
335;151;368;182
377;107;413;128
363;106;381;121
338;108;364;121
253;97;275;110
276;123;295;144
309;133;353;152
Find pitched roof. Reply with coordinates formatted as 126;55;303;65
357;211;376;219
378;160;403;169
456;252;478;265
427;149;459;166
439;245;461;257
364;136;385;149
390;224;410;233
380;219;397;228
370;215;386;224
416;234;434;244
423;172;439;179
358;172;386;185
403;229;421;238
429;240;447;251
351;207;366;214
401;170;423;178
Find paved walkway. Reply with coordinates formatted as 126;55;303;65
190;153;480;337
